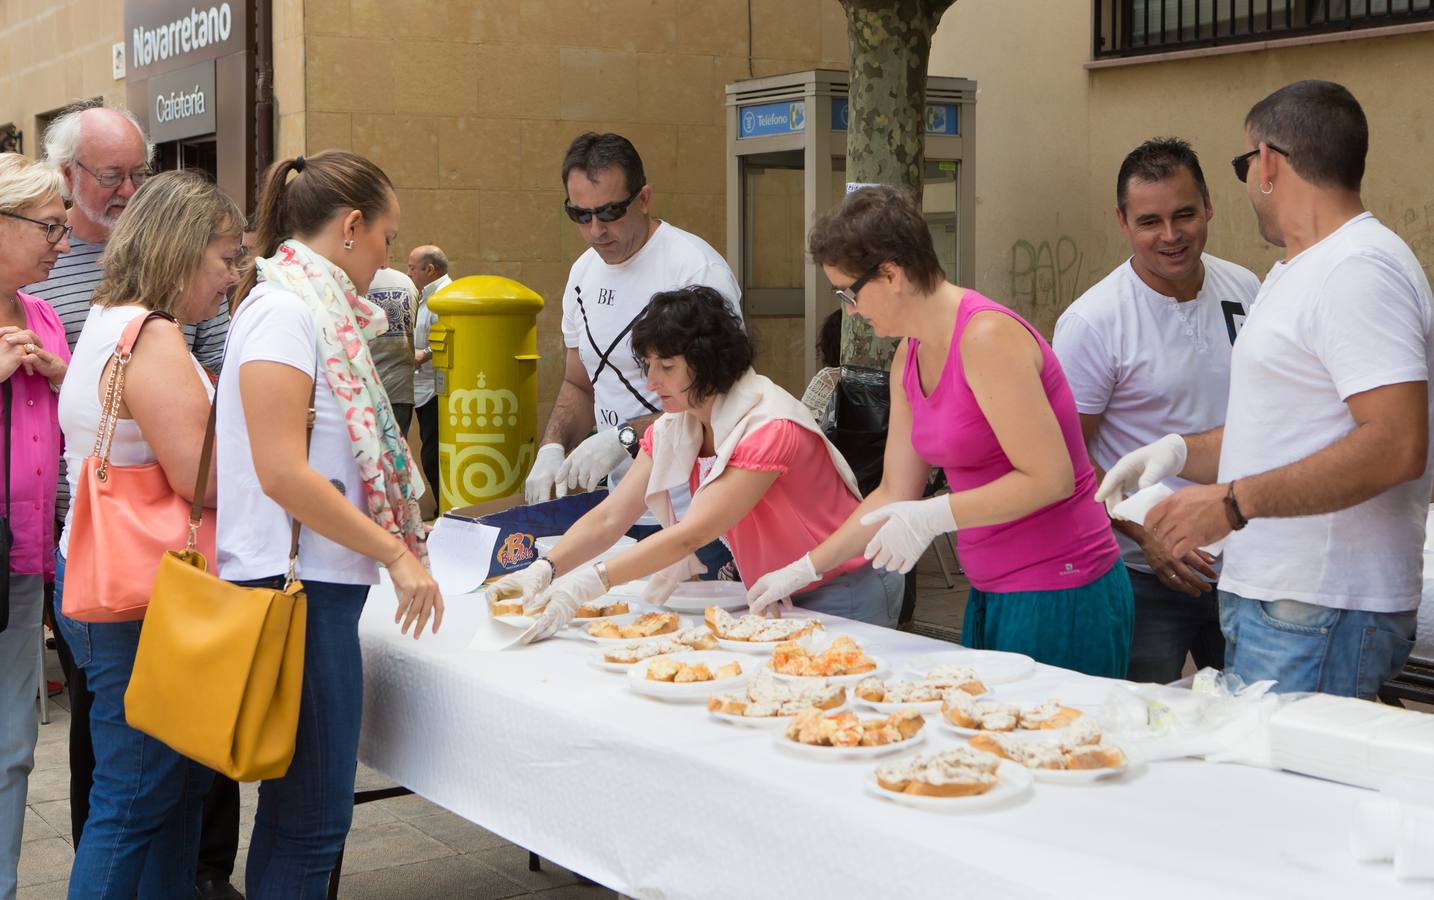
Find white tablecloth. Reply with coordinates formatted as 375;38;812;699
355;582;1426;899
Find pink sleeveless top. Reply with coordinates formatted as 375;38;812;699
903;291;1118;593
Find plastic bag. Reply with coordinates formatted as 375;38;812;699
824;365;889;496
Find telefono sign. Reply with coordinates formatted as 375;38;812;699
124;0;246;80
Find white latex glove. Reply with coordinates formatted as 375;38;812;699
640;553;706;606
488;559;553;612
524;443;567;505
520;565;607;644
1094;433;1188;516
556;428;629;495
746;554;818;616
860;496;958;574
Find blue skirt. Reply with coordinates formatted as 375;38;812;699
962;559;1134;678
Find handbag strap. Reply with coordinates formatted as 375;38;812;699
93;310;178;475
2;379;10;515
185;373;317;586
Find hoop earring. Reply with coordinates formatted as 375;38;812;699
343;239;355;250
1259;182;1274;195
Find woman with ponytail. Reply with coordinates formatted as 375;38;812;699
216;150;440;897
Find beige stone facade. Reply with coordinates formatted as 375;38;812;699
0;0;127;146
927;1;1434;335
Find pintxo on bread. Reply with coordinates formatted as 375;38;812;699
707;673;845;718
942;691;1084;732
587;611;681;640
771;636;878;678
646;658;742;683
969;720;1127;771
785;707;924;748
856;665;987;704
573;599;630;619
874;748;1003;798
704;607;822;643
602;628;718;664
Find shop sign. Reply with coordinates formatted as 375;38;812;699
831;99;960;136
125;0;246;80
148;60;217;143
738;101;806;138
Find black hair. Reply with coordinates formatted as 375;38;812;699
817;309;842;369
630;285;752;403
1245;80;1367;192
1116;137;1210;212
561;132;647;196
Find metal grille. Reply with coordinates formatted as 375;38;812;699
1094;0;1434;58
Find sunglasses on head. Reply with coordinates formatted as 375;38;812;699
1231;143;1289;183
563;188;642;224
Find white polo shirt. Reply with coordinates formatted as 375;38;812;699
1218;213;1434;612
1053;254;1259;574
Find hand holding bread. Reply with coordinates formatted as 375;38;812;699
520;565;606;643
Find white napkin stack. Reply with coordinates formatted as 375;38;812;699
1269;695;1434;790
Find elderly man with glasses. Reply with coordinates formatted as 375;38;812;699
21;101;244;900
522;131;742;584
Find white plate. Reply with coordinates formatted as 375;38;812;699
625;651;751;702
654;580;750;613
904;650;1036;686
775;728;926;761
768;657;888;686
534;535;635;567
714;625;824;655
852;682;990;715
579;612;689;645
1029;749;1136;784
935;715;1085;739
565;600;645;629
707;708;801;730
864;760;1034;812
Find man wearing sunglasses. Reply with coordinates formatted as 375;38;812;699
1100;81;1433;699
21;102;244;900
525;132;741;574
1053;138;1259;686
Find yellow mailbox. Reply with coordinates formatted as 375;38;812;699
428;276;543;511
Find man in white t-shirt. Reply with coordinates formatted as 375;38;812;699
1099;81;1433;698
523;132;742;574
406;244;450;496
1054;138;1259;684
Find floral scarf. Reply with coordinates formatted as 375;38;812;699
257;239;429;563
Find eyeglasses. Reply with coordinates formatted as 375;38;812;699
833;263;884;308
0;210;72;245
1231;143;1289;183
74;159;151;189
564;188;642;224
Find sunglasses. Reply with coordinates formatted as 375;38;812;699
833;263;884;308
1231;143;1289;183
0;210;72;245
564;188;642;224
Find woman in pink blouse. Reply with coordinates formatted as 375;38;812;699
0;153;71;897
489;285;904;641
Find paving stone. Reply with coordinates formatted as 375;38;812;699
470;844;583;893
408;810;514;854
21;807;57;844
335;819;456;876
16;837;71;888
335;853;529;900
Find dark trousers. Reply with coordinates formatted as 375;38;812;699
1126;567;1224;684
416;398;440;499
392;403;413;437
197;775;240;882
45;578;94;846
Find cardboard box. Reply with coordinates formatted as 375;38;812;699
444;491;609;582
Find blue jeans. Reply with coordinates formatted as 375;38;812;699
626;523;734;580
233;577;369;900
794;565;904;627
1;573;44;900
1218;591;1417;699
53;551;213;900
1126;568;1224;684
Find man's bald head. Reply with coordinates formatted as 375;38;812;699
406;244;448;291
43;104;152;238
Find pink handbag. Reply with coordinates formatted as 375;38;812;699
63;311;217;623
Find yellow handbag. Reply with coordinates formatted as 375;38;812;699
124;396;312;782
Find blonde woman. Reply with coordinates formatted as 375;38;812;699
53;170;243;899
0;153;70;900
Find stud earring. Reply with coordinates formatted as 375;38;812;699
343;239;355;250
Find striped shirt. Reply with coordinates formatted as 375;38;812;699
23;236;231;521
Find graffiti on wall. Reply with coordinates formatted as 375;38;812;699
1009;236;1085;332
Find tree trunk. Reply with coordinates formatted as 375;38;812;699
838;0;956;368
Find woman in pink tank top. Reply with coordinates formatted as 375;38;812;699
752;186;1132;677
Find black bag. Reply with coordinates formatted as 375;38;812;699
0;379;12;633
823;365;890;497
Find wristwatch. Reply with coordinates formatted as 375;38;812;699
617;422;639;458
